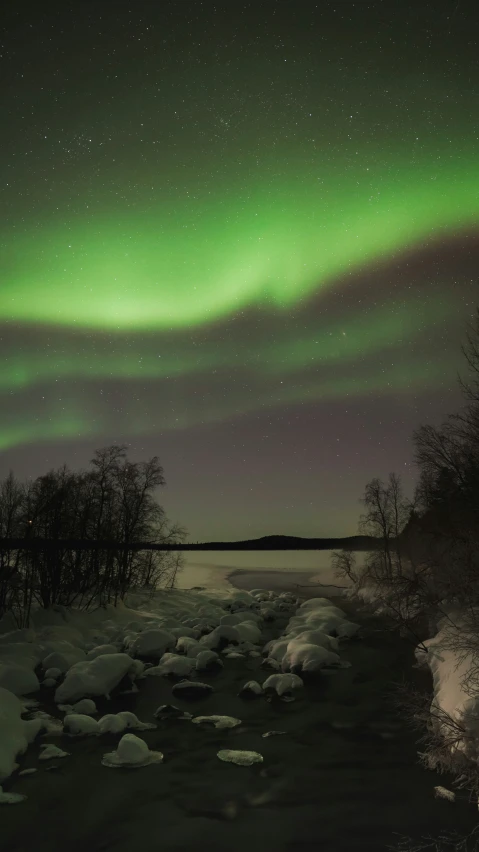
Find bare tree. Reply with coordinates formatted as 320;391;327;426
0;444;188;622
359;473;411;582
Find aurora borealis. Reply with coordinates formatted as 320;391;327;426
1;1;478;541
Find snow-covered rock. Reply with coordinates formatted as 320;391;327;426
195;650;223;672
63;713;100;736
239;680;264;699
281;640;340;674
44;667;62;681
101;734;163;768
0;629;36;645
262;673;304;700
124;628;176;659
335;620;360;639
235;621;261;643
171;680;213;700
28;710;63;734
54;653;137;703
169;627;200;640
219;613;250;626
284;628;339;652
297;598;345;616
250;589;275;601
263;638;290;663
0;786;27;804
38;625;86;649
217;749;263;766
38;743;70;760
86;644;118;660
0;664;40;696
261;657;281;671
97;712;156;735
0;641;42;667
0;688;43;782
60;698;98;716
41;643;86;673
192;715;242;729
434;786;455;802
148;654;196;678
259;607;277;621
199;625;241;651
175;636;202;656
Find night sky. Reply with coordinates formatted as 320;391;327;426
1;1;478;543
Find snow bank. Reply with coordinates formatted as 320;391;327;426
414;613;479;762
345;568;479;770
0;688;43;782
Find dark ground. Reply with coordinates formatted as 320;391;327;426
1;571;478;852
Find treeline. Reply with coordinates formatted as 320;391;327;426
332;308;479;806
333;309;479;636
0;445;187;627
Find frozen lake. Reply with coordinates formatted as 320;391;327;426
177;549;356;591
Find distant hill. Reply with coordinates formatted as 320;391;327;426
182;534;381;551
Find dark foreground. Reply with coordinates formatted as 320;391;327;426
2;571;477;852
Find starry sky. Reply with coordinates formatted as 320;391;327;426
1;0;478;543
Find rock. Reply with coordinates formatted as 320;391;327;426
262;730;286;737
171;680;213;700
217;749;263;766
153;704;192;720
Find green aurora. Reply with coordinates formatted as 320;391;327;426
2;43;478;452
2;153;478;330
